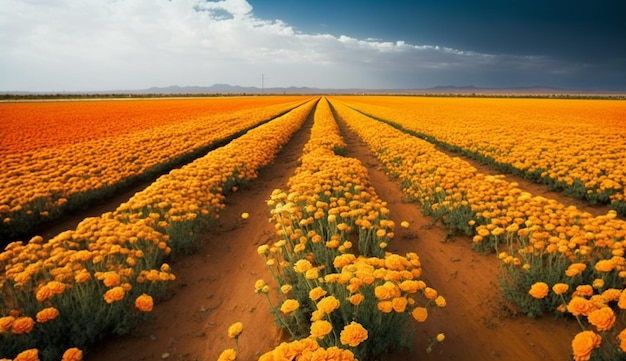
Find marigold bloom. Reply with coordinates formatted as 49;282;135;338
571;331;601;361
340;322;368;347
0;316;15;333
594;259;615;273
317;296;340;314
13;348;39;361
280;299;300;315
424;287;438;300
552;283;569;295
241;212;249;219
587;307;616;332
310;320;333;339
568;297;596;316
309;287;327;301
280;284;292;294
294;259;313;273
228;322;243;338
436;333;445;342
134;294;154;312
391;297;408;312
61;348;83;361
400;221;410;228
217;348;237;361
378;301;393;313
103;286;125;304
435;295;447;307
565;263;587;277
11;316;35;334
349;294;364;306
36;307;60;323
528;282;549;299
412;307;428;322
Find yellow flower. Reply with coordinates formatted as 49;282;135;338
618;328;626;353
349;294;364;306
280;299;300;315
528;282;549;299
217;348;237;361
134;294;154;312
400;221;409;228
228;322;243;338
0;316;15;333
310;320;333;339
377;301;393;313
280;284;293;294
294;259;313;273
340;321;368;347
412;307;428;322
61;348;83;361
241;212;249;219
567;297;595;316
571;331;601;361
391;297;408;312
435;295;447;308
309;287;327;301
317;296;340;314
436;333;445;342
565;263;587;277
36;307;59;323
424;287;438;300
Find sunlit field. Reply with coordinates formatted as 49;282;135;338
1;95;625;361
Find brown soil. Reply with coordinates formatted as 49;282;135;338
82;107;602;361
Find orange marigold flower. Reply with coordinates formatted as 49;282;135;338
435;295;447;307
134;294;154;312
103;286;125;304
571;331;601;361
565;263;587;277
13;348;39;361
227;322;243;338
568;297;596;317
528;282;549;299
217;348;237;361
294;259;313;273
280;299;300;315
594;259;615;273
12;316;35;334
309;287;327;301
310;320;333;339
424;287;438;300
391;297;408;312
412;307;428;322
0;316;15;333
552;283;569;295
317;296;340;314
377;301;393;313
340;321;368;347
349;294;364;306
587;307;616;332
61;347;83;361
36;307;59;323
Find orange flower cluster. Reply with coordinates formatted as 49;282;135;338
257;98;444;360
0;98;317;360
0;97;308;238
333;96;626;212
328;97;626;360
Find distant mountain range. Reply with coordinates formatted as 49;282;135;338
2;84;624;96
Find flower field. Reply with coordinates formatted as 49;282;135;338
1;95;625;361
0;97;307;241
333;96;626;215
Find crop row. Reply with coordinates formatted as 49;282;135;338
0;97;308;241
218;98;445;360
329;98;626;361
334;96;626;215
0;99;317;361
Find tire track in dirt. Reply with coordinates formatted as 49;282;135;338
333;112;580;361
87;105;317;361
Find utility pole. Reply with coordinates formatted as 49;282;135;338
261;73;264;94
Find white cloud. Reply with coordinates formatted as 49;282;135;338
0;0;587;91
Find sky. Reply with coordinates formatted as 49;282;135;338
1;0;624;92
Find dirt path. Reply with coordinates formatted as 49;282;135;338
84;105;585;361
